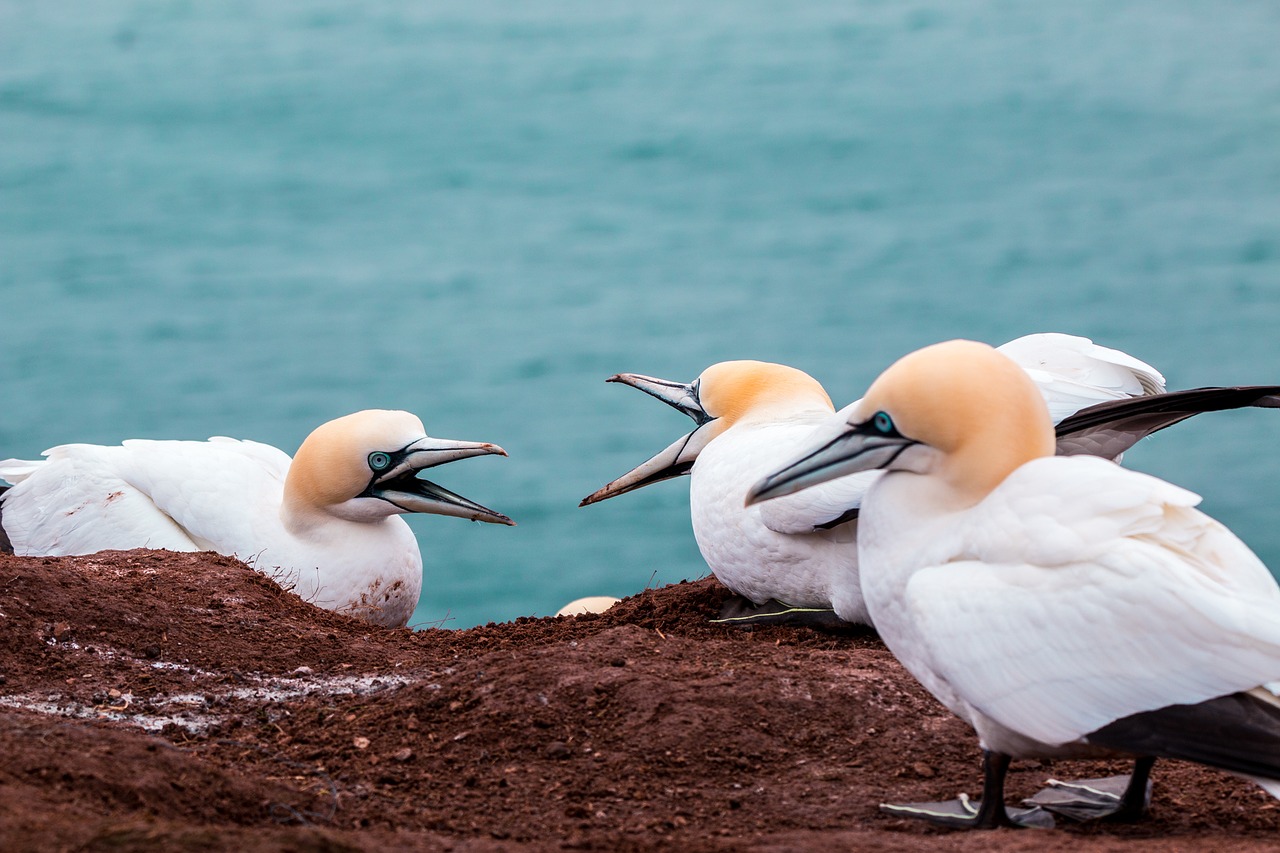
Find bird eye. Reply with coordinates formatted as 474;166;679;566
368;452;392;471
872;412;895;434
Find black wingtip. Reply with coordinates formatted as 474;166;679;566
1056;386;1280;437
1054;386;1280;460
1086;690;1280;783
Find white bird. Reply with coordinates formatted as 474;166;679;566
747;340;1280;829
0;410;514;628
580;360;875;624
578;334;1180;627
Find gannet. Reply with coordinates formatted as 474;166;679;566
0;410;514;628
748;341;1280;829
580;360;876;624
578;335;1174;627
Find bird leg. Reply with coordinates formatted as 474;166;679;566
1022;756;1154;822
879;750;1054;829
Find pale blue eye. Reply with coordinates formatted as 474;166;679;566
368;452;392;471
873;412;894;434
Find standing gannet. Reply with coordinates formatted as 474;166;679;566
578;335;1176;627
748;341;1280;829
0;410;514;628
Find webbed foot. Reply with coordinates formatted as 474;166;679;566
1023;771;1151;822
711;595;855;629
880;793;1055;829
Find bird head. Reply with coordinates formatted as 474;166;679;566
747;341;1055;508
580;360;833;506
283;410;514;526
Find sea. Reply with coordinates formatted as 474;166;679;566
2;1;1278;628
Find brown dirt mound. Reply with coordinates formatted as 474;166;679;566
1;550;1277;851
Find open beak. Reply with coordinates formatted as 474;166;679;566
370;436;515;525
746;419;918;507
579;373;715;507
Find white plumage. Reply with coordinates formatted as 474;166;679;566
0;410;512;628
866;455;1280;751
996;332;1165;421
687;406;874;622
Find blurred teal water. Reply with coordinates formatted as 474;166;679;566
2;1;1278;628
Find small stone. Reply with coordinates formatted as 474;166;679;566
912;762;935;778
289;666;313;678
392;747;414;762
545;741;572;760
353;736;370;750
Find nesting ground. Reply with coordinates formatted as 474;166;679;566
0;550;1276;851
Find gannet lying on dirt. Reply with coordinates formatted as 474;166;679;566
0;410;513;628
748;340;1280;829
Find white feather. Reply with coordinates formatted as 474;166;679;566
690;414;868;621
997;332;1166;421
875;457;1280;748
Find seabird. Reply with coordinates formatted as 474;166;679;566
0;410;513;628
580;360;875;624
747;341;1280;828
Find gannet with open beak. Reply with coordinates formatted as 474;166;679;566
0;410;513;628
748;341;1280;829
580;360;876;624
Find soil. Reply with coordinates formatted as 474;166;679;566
1;550;1277;852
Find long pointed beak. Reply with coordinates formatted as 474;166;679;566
607;374;712;425
372;437;515;526
579;372;715;507
746;421;917;506
580;421;717;506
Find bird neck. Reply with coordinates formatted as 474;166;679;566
940;412;1055;508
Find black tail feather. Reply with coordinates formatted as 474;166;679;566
1086;691;1280;783
1055;385;1280;461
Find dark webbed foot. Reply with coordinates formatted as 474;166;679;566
880;795;1054;829
1023;757;1154;822
880;750;1055;830
711;595;856;629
